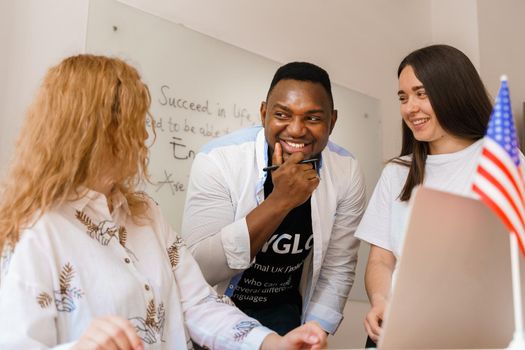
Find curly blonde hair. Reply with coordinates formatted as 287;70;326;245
0;54;154;252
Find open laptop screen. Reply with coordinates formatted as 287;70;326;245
378;187;514;349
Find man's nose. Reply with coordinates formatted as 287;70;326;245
287;116;306;136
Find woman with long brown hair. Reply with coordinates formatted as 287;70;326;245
0;54;326;350
355;44;493;346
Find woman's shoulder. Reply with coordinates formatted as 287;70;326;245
137;192;163;219
20;205;76;241
382;157;411;176
134;193;176;242
367;158;410;197
5;208;68;268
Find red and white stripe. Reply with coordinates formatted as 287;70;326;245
472;137;525;256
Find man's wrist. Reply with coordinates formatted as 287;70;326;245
265;192;295;213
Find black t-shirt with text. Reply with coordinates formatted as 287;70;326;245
232;164;314;310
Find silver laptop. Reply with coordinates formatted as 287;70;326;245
378;187;515;349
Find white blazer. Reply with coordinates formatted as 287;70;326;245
182;126;366;333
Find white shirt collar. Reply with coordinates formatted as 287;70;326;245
68;187;131;218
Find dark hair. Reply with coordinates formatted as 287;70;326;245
266;61;334;108
393;44;492;201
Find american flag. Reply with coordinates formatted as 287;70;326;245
472;76;525;257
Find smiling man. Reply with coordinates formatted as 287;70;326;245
181;62;366;336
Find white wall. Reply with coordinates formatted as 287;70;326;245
0;0;89;177
0;0;16;177
0;0;12;142
431;0;525;143
431;0;480;69
478;0;525;143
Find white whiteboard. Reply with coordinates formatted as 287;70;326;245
86;0;382;301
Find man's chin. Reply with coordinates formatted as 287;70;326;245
282;151;313;162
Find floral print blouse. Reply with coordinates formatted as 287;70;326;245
0;189;272;349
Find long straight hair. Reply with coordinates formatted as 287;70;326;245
393;45;492;201
0;55;154;253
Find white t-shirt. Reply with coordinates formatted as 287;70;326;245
355;139;483;259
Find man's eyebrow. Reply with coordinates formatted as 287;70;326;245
271;103;292;112
271;103;326;114
305;108;326;114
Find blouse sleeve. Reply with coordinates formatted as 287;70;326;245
0;233;76;349
159;206;274;350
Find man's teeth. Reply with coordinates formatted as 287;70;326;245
413;118;430;126
286;141;305;148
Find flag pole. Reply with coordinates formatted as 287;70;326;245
501;73;525;349
507;233;525;349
